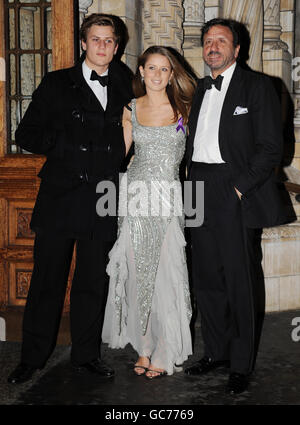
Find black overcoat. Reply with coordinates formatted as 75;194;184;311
16;59;133;240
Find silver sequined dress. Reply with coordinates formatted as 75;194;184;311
102;99;192;375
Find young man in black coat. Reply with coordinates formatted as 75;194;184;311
8;14;133;384
184;19;287;394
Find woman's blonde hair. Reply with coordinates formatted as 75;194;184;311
133;46;197;125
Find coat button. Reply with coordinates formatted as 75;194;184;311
45;136;53;146
79;144;88;152
72;109;81;119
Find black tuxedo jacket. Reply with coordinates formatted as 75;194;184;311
16;59;133;240
186;65;287;229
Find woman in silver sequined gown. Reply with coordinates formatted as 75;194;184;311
102;46;196;378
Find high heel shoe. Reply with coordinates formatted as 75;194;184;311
133;365;148;376
133;357;150;376
145;365;167;380
174;364;183;373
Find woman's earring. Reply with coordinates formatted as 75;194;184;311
141;75;144;83
168;79;171;86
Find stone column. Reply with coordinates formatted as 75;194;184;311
79;0;93;25
143;0;184;52
293;0;300;170
280;0;294;55
183;0;205;77
263;0;291;91
293;1;300;123
263;0;294;177
78;0;93;59
204;0;223;21
223;0;263;72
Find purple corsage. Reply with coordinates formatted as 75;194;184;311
176;117;185;134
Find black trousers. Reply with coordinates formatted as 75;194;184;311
189;162;265;375
21;231;113;367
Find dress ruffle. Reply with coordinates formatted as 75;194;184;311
102;217;192;375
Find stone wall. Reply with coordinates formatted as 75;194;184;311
263;223;300;312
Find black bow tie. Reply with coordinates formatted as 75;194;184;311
204;75;224;91
90;70;109;87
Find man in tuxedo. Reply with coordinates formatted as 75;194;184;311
8;13;133;384
184;18;287;394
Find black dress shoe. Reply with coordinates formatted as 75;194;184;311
7;363;39;384
72;358;115;378
184;356;229;376
226;373;248;395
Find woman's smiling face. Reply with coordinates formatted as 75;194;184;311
139;53;173;92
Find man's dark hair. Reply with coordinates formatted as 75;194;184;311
201;18;240;47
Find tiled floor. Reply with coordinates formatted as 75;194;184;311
0;309;300;406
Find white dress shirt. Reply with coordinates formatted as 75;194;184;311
82;60;108;110
192;62;237;163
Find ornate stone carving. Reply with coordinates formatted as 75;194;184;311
262;0;291;92
144;0;184;51
79;0;93;14
183;0;205;25
223;0;264;71
79;0;93;27
16;270;31;299
262;225;300;240
17;210;34;239
263;0;287;50
182;0;205;76
264;0;280;26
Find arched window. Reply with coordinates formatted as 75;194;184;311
4;0;52;153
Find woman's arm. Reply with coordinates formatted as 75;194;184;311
122;105;133;156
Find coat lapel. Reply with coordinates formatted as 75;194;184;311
219;65;244;156
68;62;105;113
186;80;205;167
105;59;132;120
105;70;118;118
188;80;205;143
68;60;133;119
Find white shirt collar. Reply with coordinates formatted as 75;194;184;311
82;60;109;80
211;61;236;88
